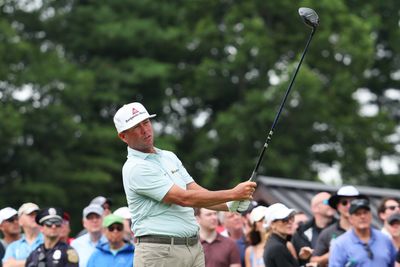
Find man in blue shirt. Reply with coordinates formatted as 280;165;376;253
329;198;397;267
113;102;257;266
71;204;107;267
87;214;134;267
2;202;43;267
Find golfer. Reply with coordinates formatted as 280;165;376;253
113;102;256;266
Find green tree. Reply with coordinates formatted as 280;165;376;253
0;0;399;233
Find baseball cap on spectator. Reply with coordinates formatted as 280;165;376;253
35;207;63;226
249;206;268;224
0;207;18;224
349;198;371;214
103;214;124;228
18;202;39;216
113;207;131;220
388;213;400;225
328;185;367;209
90;196;112;207
264;203;295;227
113;102;156;133
83;204;104;218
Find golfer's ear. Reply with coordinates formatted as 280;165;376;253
118;132;128;144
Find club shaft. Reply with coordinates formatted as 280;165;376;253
249;28;316;182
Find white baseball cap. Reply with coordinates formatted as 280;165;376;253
18;202;39;217
113;206;131;220
0;207;18;224
249;206;268;224
113;102;156;133
264;203;295;227
83;204;104;218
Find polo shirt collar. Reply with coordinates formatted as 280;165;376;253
127;146;162;159
200;233;224;244
349;227;376;244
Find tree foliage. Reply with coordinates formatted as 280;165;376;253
0;0;399;231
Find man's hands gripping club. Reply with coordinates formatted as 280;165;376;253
227;181;257;212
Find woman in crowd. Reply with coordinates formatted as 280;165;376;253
263;203;299;267
245;206;268;267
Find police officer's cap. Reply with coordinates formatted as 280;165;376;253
35;207;63;226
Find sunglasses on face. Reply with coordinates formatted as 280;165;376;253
5;216;18;223
339;199;351;206
108;224;123;232
43;221;62;228
363;243;374;260
275;215;294;224
385;205;400;211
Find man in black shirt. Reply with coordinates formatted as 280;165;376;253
26;207;79;267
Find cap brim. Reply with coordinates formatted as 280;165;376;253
119;114;156;133
85;211;102;218
350;205;370;215
274;209;295;221
389;218;400;225
328;194;368;209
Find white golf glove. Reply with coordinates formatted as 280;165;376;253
227;200;251;212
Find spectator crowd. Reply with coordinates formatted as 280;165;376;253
1;188;400;267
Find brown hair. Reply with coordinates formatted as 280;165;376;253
378;197;400;214
193;207;202;217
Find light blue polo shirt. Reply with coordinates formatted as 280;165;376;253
2;233;44;262
71;232;107;267
329;227;396;267
122;147;199;237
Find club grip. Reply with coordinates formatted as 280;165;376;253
227;201;240;212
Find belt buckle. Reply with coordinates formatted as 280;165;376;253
187;237;196;246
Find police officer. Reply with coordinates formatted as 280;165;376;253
25;207;79;267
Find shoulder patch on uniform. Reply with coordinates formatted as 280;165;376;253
67;249;79;263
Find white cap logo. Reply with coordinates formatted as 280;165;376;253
113;102;156;133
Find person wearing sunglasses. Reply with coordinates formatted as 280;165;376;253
311;186;366;267
292;192;336;266
387;213;400;250
378;197;400;239
0;207;21;267
2;202;43;267
262;203;300;267
87;214;134;267
25;207;79;267
113;102;256;267
329;198;397;267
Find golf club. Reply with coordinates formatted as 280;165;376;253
248;7;319;182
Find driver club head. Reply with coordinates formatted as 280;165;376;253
298;7;319;29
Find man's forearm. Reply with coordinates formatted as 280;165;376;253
163;181;255;208
168;186;237;207
310;253;329;266
204;203;229;211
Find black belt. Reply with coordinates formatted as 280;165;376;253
136;235;199;246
